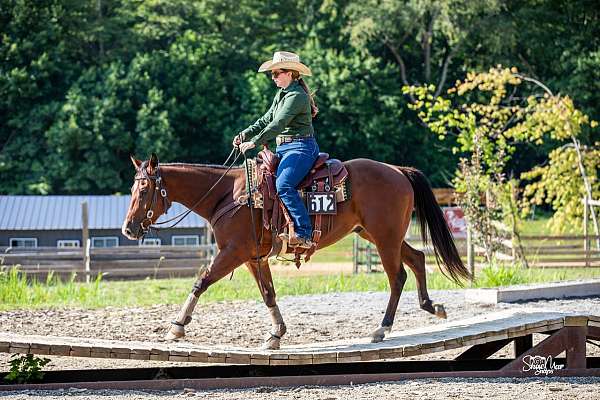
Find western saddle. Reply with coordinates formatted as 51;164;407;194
250;146;349;266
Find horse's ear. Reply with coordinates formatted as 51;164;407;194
130;155;142;169
149;153;159;170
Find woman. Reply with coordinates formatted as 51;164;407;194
234;51;319;249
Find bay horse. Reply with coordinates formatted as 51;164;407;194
122;153;470;349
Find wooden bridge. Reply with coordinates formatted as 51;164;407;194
1;309;599;385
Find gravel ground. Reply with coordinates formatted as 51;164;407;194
1;289;600;398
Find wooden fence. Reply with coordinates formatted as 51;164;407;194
353;232;600;273
0;244;217;280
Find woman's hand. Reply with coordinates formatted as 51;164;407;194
238;141;256;154
232;133;244;148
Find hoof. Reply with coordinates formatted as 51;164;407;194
421;299;436;315
434;303;447;319
262;334;281;350
370;326;390;343
165;324;185;341
371;334;384;343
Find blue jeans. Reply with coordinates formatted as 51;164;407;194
276;137;320;240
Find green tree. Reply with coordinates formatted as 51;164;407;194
346;0;502;97
406;66;597;258
0;0;100;193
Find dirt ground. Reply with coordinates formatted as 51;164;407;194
1;282;600;398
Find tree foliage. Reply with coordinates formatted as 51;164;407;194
406;66;598;246
0;0;598;197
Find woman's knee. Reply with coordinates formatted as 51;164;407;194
276;177;293;194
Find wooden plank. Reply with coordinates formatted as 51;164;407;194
564;315;589;327
226;354;251;364
443;337;464;351
29;343;51;355
336;350;361;363
9;342;30;354
269;359;290;366
312;356;336;364
207;351;226;363
360;349;381;361
288;353;313;360
49;345;71;356
189;351;209;363
0;341;11;353
168;354;190;362
149;350;170;361
402;346;423;357
70;346;91;357
90;346;111;359
337;355;362;363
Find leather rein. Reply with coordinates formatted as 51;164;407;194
136;149;241;234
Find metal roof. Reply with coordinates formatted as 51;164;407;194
0;196;207;230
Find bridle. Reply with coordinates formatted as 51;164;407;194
134;160;172;234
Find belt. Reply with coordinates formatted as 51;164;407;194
276;135;314;146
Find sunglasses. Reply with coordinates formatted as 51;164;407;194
271;70;289;78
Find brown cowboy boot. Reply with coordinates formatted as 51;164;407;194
279;232;313;248
295;236;314;249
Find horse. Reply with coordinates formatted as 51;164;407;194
122;153;470;349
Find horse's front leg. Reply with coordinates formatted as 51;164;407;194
246;258;286;350
165;248;243;340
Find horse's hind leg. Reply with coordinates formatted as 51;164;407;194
359;230;446;319
401;241;447;319
357;229;407;341
370;238;407;343
246;258;286;350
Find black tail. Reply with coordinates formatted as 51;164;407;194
399;167;471;284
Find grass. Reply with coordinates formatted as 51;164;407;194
309;235;354;263
1;265;599;311
2;214;597;311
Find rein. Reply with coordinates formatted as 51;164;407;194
138;149;241;233
136;147;266;292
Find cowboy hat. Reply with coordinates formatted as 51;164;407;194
258;51;312;76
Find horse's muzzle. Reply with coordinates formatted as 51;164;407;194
122;219;144;240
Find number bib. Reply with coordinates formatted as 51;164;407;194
306;192;337;215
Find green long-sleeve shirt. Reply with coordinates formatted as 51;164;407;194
241;80;314;146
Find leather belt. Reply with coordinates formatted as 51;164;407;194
276;135;314;146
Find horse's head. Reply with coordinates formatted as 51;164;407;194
122;153;171;240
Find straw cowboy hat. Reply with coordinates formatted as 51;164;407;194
258;51;312;76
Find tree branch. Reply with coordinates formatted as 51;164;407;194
383;37;416;103
433;47;455;98
422;11;436;82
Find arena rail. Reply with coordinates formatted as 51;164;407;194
0;244;217;279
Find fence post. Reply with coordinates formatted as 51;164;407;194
467;225;475;284
81;201;90;282
366;243;372;273
85;239;91;283
206;225;215;263
584;197;589;268
352;234;359;274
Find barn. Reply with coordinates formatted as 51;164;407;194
0;195;209;249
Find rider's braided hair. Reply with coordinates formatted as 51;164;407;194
288;70;318;118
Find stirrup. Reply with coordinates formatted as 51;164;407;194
295;237;314;249
279;232;302;246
